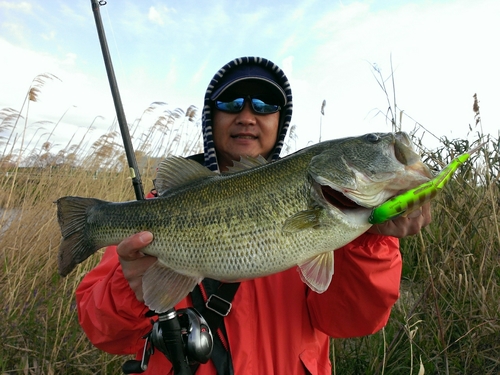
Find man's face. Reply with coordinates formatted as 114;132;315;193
212;81;280;171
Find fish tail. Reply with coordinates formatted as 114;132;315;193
56;196;106;277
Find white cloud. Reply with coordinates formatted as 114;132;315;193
281;56;294;79
285;0;500;150
41;30;56;41
62;53;77;66
0;37;117;151
147;5;178;26
0;1;32;12
1;0;499;157
190;59;210;87
1;21;25;40
148;6;163;25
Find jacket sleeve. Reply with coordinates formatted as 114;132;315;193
307;233;402;338
75;246;152;355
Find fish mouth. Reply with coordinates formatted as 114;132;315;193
310;132;433;216
320;185;363;210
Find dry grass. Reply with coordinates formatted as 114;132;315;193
1;74;498;374
0;75;203;373
330;67;500;374
0;167;139;373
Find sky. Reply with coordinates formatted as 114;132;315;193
1;0;499;158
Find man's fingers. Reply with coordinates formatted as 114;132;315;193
117;231;154;260
367;202;432;238
407;209;422;219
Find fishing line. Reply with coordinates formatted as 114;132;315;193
102;3;152;155
99;1;129;143
101;3;126;90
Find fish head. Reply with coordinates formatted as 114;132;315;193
309;132;432;211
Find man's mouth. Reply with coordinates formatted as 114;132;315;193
232;134;257;139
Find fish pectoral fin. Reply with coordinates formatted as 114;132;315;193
282;208;322;233
298;251;334;293
143;261;202;313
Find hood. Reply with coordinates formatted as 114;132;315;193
201;56;293;173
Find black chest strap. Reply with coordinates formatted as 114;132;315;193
190;279;240;375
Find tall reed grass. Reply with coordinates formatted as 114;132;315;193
1;73;498;374
331;131;500;374
330;65;500;375
0;74;203;373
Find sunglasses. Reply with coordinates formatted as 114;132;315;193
214;96;281;114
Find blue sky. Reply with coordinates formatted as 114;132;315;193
1;0;499;155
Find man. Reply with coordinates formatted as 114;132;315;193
76;56;431;374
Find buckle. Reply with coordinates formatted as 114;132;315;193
205;294;232;317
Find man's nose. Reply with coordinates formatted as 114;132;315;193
235;102;256;124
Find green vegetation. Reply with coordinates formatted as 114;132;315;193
1;74;498;374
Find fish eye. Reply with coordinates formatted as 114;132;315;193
366;133;380;143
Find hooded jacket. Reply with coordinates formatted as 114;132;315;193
76;57;402;375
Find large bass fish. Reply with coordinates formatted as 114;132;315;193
56;132;432;313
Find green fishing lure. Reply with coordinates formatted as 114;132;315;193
369;144;483;224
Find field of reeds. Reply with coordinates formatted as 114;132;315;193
1;74;499;374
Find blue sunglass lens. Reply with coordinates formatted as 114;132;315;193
215;97;280;114
215;98;245;112
251;98;280;114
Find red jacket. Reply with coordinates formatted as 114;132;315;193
76;233;401;375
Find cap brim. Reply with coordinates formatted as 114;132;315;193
210;65;287;106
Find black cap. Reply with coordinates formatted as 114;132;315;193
210;64;287;106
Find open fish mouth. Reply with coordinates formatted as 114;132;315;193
311;133;433;213
321;185;362;210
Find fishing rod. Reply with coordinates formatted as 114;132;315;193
89;1;195;374
90;0;144;201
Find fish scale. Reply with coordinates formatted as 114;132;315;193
56;132;432;312
150;158;312;277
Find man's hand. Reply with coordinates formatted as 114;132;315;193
117;231;156;302
367;202;432;238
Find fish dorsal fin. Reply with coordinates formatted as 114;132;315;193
143;261;202;313
298;251;334;293
226;155;268;173
282;208;322;233
155;156;216;195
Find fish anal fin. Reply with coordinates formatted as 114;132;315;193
282;208;322;233
298;251;334;293
143;261;202;313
